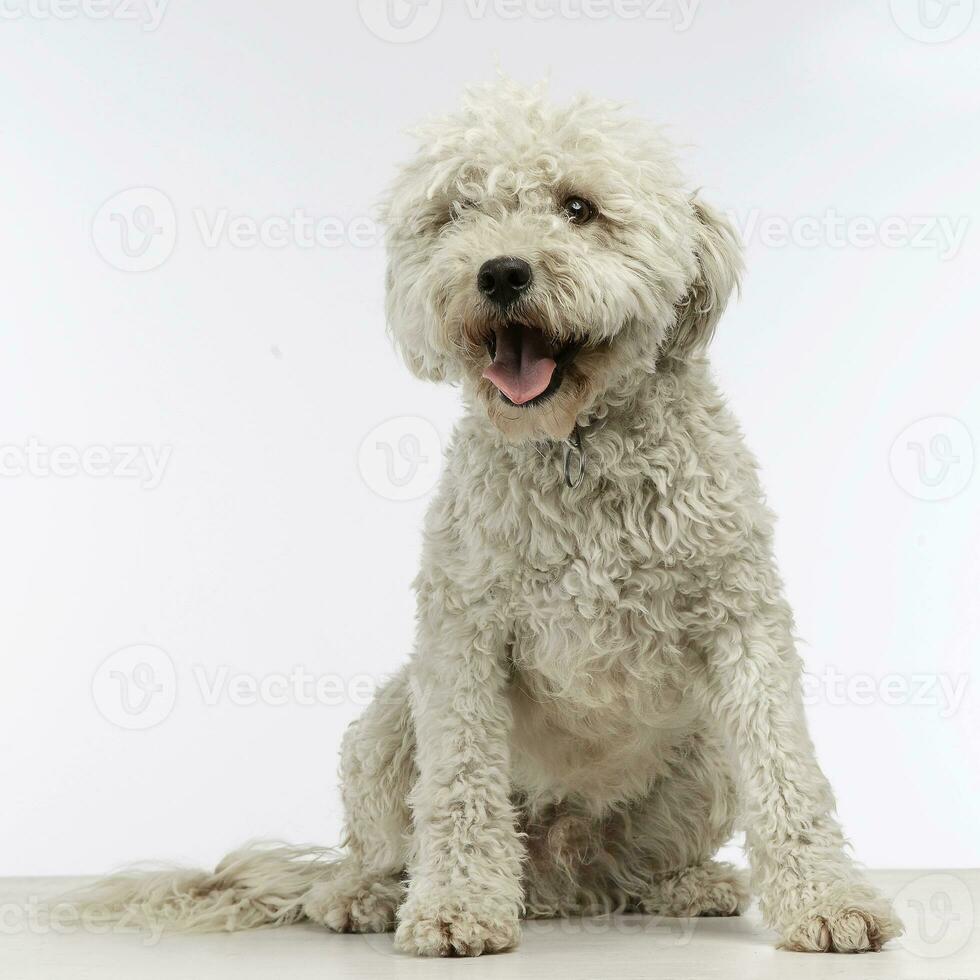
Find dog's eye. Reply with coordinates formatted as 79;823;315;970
562;196;595;225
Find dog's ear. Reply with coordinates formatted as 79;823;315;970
384;259;454;384
385;266;446;381
662;196;742;360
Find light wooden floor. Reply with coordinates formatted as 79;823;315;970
1;869;976;979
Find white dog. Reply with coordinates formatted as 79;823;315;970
80;79;901;957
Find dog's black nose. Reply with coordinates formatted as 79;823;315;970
477;256;533;307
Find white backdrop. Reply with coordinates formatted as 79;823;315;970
1;0;978;876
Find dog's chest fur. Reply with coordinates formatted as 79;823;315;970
421;366;772;804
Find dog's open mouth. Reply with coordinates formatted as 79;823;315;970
482;323;577;407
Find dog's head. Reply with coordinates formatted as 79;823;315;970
383;80;742;443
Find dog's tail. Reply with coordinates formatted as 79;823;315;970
62;841;342;934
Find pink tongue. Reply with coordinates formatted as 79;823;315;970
482;324;557;405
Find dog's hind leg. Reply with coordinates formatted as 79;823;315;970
303;668;416;933
621;731;747;917
523;826;746;921
635;859;747;917
523;731;746;919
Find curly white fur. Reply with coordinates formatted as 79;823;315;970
74;79;901;958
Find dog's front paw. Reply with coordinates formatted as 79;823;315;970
780;887;903;953
395;897;520;957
